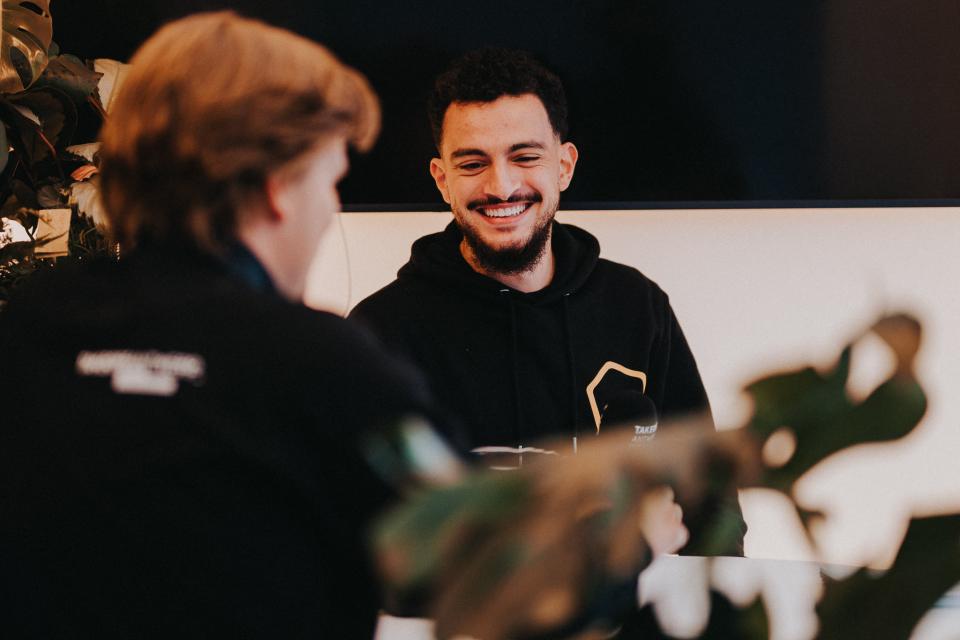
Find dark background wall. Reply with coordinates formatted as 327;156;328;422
49;1;960;208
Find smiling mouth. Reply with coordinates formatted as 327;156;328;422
476;203;531;218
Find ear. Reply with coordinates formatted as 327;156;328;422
429;157;452;204
264;173;292;222
558;141;579;192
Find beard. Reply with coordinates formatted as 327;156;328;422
454;193;557;275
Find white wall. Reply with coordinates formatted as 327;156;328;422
305;208;960;566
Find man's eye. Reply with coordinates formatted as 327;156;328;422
459;162;484;171
515;155;540;163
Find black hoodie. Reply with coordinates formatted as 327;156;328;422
0;243;437;637
351;221;711;454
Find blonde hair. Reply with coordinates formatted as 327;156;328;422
99;11;379;251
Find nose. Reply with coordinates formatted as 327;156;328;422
483;160;521;201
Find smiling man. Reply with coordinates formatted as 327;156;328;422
352;48;747;565
352;48;720;467
429;91;578;293
351;52;745;637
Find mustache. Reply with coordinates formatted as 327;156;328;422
467;193;542;211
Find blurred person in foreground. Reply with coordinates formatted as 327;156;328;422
0;12;438;638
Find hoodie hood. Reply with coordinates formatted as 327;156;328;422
397;220;600;303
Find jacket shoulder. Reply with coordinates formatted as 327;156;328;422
589;258;670;303
351;277;411;310
349;277;433;328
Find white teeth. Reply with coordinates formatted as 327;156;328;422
481;204;527;218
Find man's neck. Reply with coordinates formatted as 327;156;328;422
459;239;555;293
237;222;304;302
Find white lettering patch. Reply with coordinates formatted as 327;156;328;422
631;423;658;445
76;350;206;397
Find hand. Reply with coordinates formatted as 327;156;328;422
639;486;689;555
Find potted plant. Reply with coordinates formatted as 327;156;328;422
0;0;126;305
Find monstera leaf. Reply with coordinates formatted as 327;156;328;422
691;593;768;640
0;0;53;93
817;514;960;639
4;89;70;164
617;591;769;640
745;314;926;497
35;53;102;104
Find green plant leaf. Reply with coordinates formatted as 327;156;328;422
373;424;755;639
817;514;960;639
698;592;768;640
621;592;769;640
0;96;48;165
9;88;69;152
744;314;926;495
375;472;532;592
0;0;53;92
35;54;101;103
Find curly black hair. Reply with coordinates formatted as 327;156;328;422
428;48;568;150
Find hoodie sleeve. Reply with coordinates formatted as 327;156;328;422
652;297;747;556
654;296;713;423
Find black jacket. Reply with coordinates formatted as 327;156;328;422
351;221;711;454
0;243;434;638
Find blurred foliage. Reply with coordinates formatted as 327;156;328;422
817;515;960;640
0;211;111;303
745;315;925;495
743;314;927;545
0;6;114;305
0;0;53;93
374;417;759;639
373;314;960;639
617;593;768;640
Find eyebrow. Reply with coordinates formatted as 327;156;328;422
509;141;545;153
451;148;487;159
449;141;546;159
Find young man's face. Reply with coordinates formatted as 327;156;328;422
430;94;578;274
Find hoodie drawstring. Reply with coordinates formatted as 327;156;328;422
501;289;580;454
561;294;580;452
501;289;523;446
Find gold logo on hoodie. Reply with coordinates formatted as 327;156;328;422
585;361;648;433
